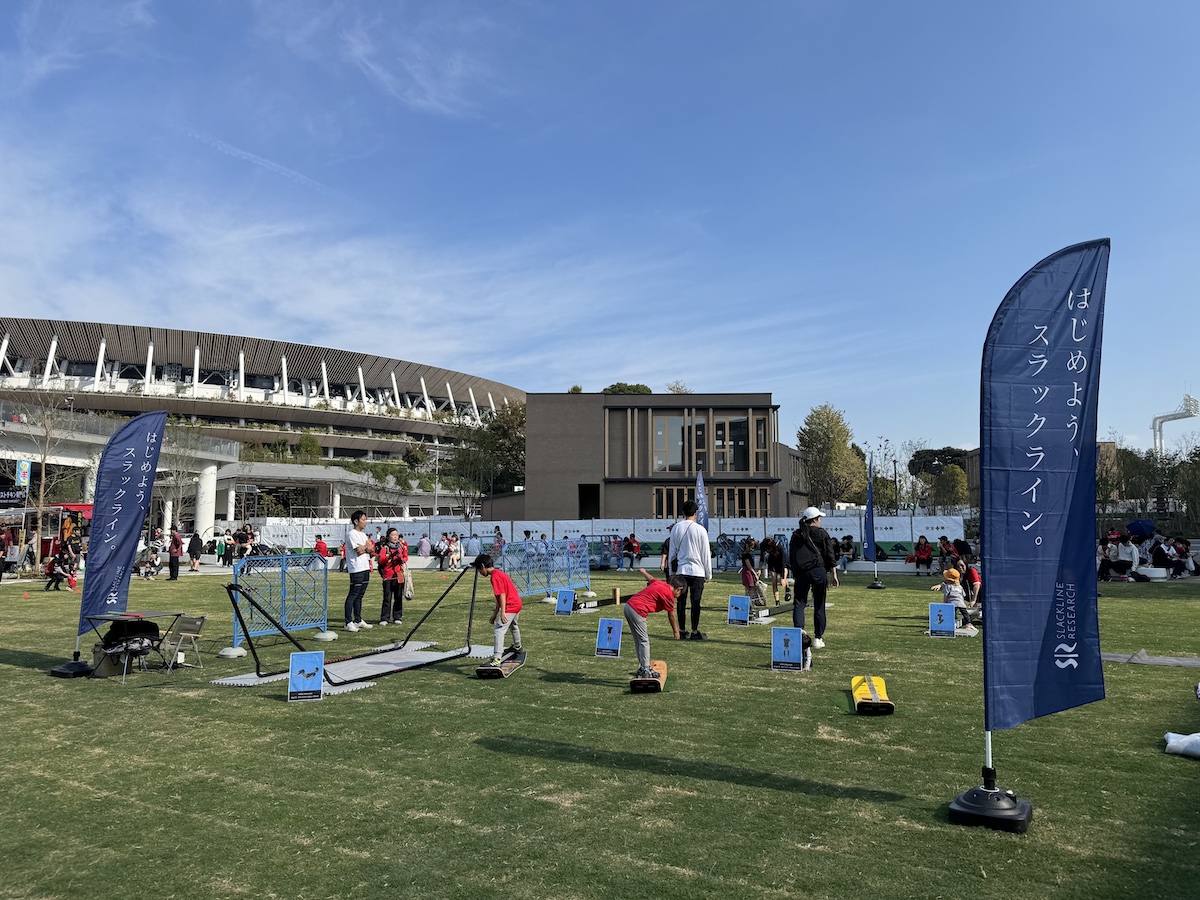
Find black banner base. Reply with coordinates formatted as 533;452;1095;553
949;767;1032;834
49;659;94;679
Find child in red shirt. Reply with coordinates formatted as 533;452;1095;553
474;554;523;666
624;569;684;679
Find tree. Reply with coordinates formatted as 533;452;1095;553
0;394;85;569
159;422;211;530
442;401;527;510
665;380;694;394
601;382;652;395
568;385;583;394
908;446;968;479
795;405;860;509
931;464;968;512
296;432;322;464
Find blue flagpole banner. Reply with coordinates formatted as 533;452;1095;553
981;239;1109;730
695;470;709;531
863;454;877;562
77;411;168;637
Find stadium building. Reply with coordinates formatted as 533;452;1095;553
0;317;523;540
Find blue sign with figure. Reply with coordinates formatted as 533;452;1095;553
555;589;575;616
929;603;956;638
728;594;750;626
596;618;622;657
15;459;31;488
771;627;808;671
288;651;324;702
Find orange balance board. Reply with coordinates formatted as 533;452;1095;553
630;659;667;694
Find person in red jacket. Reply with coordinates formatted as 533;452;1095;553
314;534;329;557
377;528;408;626
912;535;934;576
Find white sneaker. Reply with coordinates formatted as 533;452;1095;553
344;622;359;632
357;620;373;629
812;637;825;649
378;620;388;626
392;619;403;625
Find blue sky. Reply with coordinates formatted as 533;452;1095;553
2;1;1198;457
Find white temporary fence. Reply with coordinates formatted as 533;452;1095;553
251;514;964;557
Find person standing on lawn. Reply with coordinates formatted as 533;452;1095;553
624;568;684;679
669;499;713;640
789;507;838;649
377;527;408;626
343;511;375;632
167;526;184;581
474;554;523;667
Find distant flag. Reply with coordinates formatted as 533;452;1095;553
981;239;1109;730
863;454;877;563
695;469;709;531
77;412;168;636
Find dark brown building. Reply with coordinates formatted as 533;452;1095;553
522;392;808;520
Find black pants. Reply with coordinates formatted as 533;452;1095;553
679;575;706;632
380;579;403;622
344;570;369;624
792;566;829;638
44;574;64;591
168;557;180;580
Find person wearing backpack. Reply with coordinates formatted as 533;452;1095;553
788;507;838;649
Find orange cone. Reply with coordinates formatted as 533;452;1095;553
22;593;30;598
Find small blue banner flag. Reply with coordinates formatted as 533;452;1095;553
695;469;709;531
981;239;1109;730
863;453;877;563
77;411;168;636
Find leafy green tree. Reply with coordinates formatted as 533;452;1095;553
796;404;860;509
932;464;968;512
601;382;652;394
296;432;322;464
568;385;583;393
908;446;968;479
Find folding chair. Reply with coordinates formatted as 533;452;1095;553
163;614;208;671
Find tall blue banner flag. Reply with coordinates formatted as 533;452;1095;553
863;454;877;562
77;412;168;636
981;239;1109;730
695;470;709;531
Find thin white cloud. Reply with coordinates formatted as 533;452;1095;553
2;0;154;95
179;128;342;198
253;2;500;117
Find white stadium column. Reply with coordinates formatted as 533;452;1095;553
332;490;340;520
94;338;106;392
321;360;330;404
391;372;400;412
193;345;200;398
281;355;289;406
227;487;237;521
145;341;154;388
195;463;218;539
43;335;58;388
163;499;174;531
238;350;245;402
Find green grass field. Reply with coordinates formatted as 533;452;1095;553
1;566;1198;900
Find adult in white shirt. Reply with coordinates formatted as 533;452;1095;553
669;499;713;640
1112;534;1139;579
343;510;375;632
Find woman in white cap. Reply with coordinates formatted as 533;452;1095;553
788;506;839;648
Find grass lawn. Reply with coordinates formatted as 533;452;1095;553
1;565;1198;900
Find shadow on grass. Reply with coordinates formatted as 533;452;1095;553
476;734;905;803
535;667;624;687
0;648;78;671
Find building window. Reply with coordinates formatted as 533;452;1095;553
653;486;697;519
712;486;769;518
693;416;707;472
713;416;750;472
653;415;686;473
755;416;769;473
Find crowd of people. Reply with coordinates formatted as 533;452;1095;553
1097;530;1196;580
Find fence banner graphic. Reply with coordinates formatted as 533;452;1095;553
981;239;1109;730
77;411;168;636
